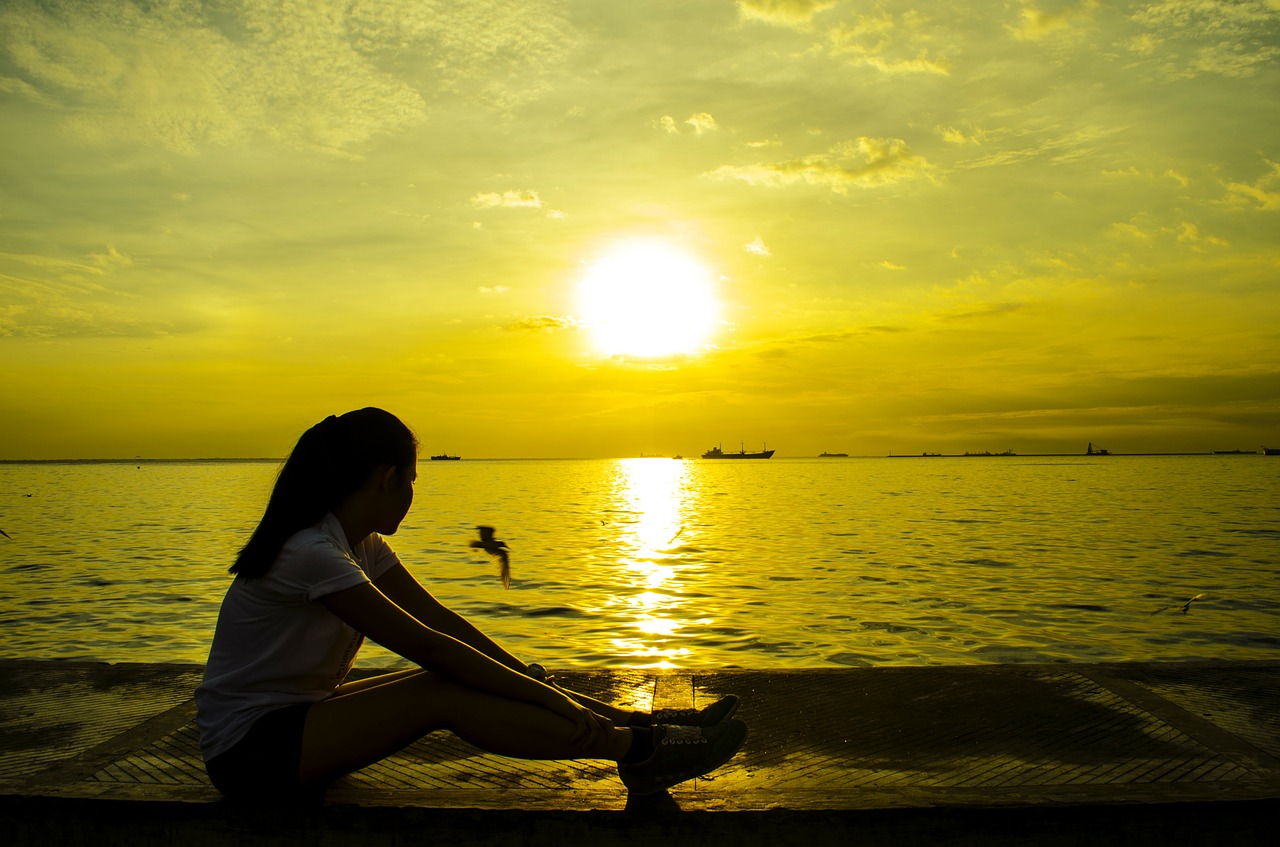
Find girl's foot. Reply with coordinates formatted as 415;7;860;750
617;719;748;795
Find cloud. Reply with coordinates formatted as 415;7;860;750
478;285;510;295
1102;166;1148;178
1110;221;1152;241
1007;1;1099;42
1133;0;1277;32
0;74;57;106
879;260;906;270
0;0;574;155
1223;160;1280;210
745;237;771;256
826;12;950;76
0;253;193;339
88;245;132;273
471;190;543;209
1171;222;1229;249
939;126;986;145
940;302;1025;320
737;0;837;28
708;137;937;194
956;124;1121;171
504;315;577;332
685;112;718;134
656;113;718;135
1131;0;1279;79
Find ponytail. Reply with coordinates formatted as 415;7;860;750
231;408;418;579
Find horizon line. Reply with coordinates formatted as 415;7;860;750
0;451;1270;464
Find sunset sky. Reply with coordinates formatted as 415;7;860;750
2;0;1277;459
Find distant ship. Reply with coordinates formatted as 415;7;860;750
1264;446;1279;456
1212;449;1255;455
1086;442;1110;455
818;452;848;457
702;442;775;459
429;454;461;461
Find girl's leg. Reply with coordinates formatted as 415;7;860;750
330;667;425;698
559;688;634;724
298;671;633;785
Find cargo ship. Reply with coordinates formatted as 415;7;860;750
702;442;775;459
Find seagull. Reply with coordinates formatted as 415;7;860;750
470;525;510;589
1150;593;1206;615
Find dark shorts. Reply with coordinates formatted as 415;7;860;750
205;703;312;799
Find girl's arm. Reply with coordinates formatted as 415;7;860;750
373;563;532;674
318;579;607;746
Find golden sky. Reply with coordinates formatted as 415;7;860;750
2;0;1277;458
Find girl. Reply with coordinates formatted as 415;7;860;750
195;408;746;799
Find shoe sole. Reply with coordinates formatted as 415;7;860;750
653;694;740;727
701;694;740;726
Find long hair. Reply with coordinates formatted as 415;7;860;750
231;408;418;579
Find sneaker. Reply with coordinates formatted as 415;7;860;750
618;718;748;795
651;694;740;727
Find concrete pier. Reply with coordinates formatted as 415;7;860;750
1;659;1276;845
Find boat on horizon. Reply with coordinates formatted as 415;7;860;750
429;454;461;461
818;451;848;457
1264;446;1279;456
702;442;775;459
1212;449;1256;455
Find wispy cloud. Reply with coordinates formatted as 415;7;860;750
471;190;543;209
0;0;575;155
737;0;837;29
1224;160;1280;211
939;126;986;145
657;113;719;135
709;137;937;194
826;10;950;75
1007;1;1099;42
505;315;577;332
1131;0;1279;79
940;302;1025;321
745;237;771;256
685;112;718;134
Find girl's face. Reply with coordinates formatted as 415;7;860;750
378;462;416;534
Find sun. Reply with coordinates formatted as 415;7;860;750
576;239;720;358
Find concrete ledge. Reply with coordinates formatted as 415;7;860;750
3;660;1278;845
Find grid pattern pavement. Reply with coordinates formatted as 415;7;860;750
2;660;1277;811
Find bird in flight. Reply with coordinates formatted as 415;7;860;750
470;525;510;589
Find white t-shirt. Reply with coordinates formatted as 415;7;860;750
195;513;402;760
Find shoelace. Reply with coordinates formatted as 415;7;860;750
655;708;698;721
660;725;707;745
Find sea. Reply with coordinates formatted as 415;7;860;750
0;455;1276;670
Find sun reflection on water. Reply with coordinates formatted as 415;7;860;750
605;458;704;667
